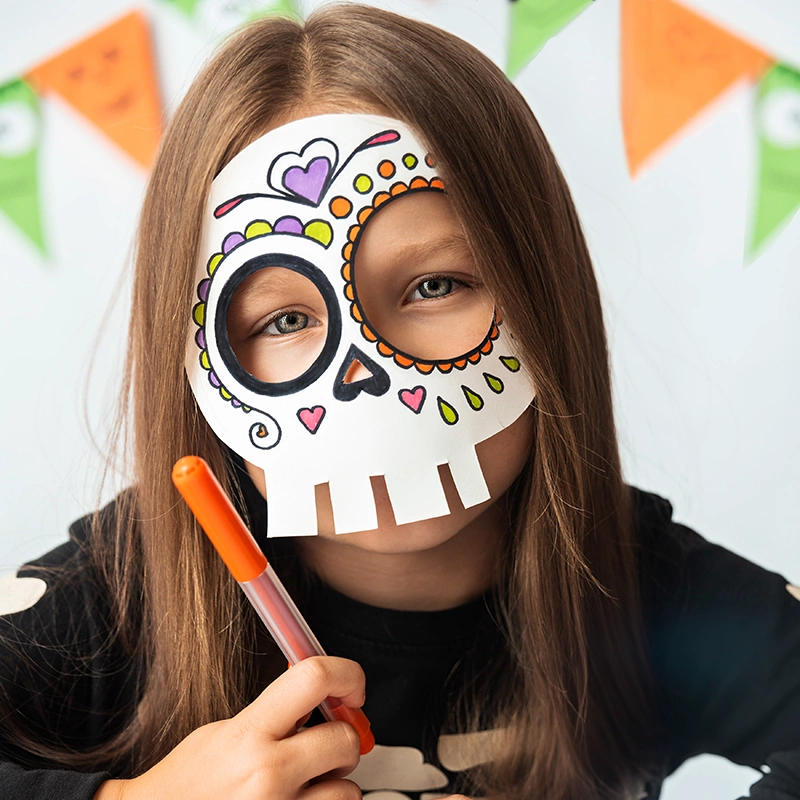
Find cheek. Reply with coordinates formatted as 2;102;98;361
475;406;535;499
245;459;267;498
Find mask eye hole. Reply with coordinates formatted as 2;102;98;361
215;254;342;397
227;265;328;384
351;189;495;363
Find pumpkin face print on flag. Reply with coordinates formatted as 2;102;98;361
749;63;800;255
26;11;162;168
185;114;536;538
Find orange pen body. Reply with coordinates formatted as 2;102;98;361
172;456;374;755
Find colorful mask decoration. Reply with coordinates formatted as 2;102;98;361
186;114;536;537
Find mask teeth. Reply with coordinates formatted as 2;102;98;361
266;479;318;538
330;474;379;535
383;463;451;526
448;445;491;509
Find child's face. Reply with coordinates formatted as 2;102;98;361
189;107;536;543
232;106;534;552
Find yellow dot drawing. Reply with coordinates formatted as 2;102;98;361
354;174;373;193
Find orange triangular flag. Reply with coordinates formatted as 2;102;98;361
26;11;162;168
621;0;772;176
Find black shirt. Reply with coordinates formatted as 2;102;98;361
1;484;799;799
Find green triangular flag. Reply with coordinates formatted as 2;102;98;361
166;0;301;32
748;63;800;259
161;0;202;16
249;0;300;22
0;78;45;253
507;0;592;79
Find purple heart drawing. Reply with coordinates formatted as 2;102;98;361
282;156;332;205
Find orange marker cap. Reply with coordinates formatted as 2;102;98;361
171;456;267;582
330;704;375;755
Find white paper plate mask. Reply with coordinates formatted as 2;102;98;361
186;114;536;537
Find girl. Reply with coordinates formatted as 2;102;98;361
1;5;799;800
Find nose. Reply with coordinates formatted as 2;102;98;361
333;344;390;402
343;360;373;384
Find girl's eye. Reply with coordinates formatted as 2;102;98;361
414;277;454;300
264;311;309;335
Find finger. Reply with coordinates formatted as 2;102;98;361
301;778;362;800
236;656;366;740
281;720;361;786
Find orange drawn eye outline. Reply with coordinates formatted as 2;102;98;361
340;178;501;375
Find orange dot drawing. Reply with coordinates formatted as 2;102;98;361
329;196;352;218
26;10;163;169
378;159;396;178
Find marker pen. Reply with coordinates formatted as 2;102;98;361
171;455;375;755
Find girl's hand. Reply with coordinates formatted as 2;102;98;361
95;656;365;800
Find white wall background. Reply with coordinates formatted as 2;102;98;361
0;1;798;797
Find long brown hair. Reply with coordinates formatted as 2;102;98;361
4;6;660;797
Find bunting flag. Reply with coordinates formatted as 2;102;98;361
250;0;300;22
748;63;800;257
507;0;592;79
621;0;772;177
164;0;202;16
162;0;299;33
26;11;162;169
0;79;45;253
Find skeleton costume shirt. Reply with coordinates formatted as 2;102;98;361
1;478;800;799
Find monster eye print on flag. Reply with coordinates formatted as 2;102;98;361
0;79;45;253
186;114;536;538
749;63;800;257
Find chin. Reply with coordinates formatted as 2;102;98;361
314;497;495;554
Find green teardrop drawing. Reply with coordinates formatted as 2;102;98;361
437;396;459;425
462;386;484;411
484;373;504;394
500;356;521;372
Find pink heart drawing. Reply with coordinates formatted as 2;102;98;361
283;156;331;205
398;386;426;414
297;405;326;434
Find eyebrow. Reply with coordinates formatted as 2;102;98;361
231;268;315;318
379;232;474;268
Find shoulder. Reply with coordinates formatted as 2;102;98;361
1;493;133;632
629;485;796;619
0;494;142;763
629;486;800;770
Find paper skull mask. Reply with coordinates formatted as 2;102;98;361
186;113;536;537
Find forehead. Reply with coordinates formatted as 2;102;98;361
205;113;431;221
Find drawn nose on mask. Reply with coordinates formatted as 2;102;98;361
333;344;390;402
